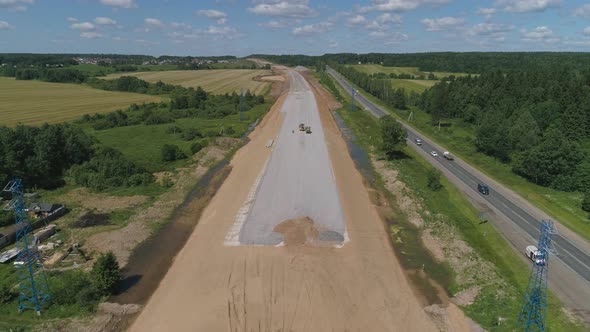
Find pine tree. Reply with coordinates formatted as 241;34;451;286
91;252;121;296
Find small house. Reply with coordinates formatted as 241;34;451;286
27;203;64;220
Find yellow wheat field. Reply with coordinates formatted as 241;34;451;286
105;69;271;95
0;77;163;127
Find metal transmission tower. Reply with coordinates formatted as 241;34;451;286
3;179;50;315
350;86;355;112
518;219;558;332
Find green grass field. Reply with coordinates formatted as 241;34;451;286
86;103;271;172
391;79;435;93
0;77;163;127
105;69;272;95
350;64;469;79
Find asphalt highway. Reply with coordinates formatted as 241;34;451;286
326;66;590;286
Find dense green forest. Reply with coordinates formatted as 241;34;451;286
419;69;590;192
332;63;590;193
254;52;590;73
0;124;94;188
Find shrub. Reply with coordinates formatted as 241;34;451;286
49;270;100;311
68;147;153;191
0;284;16;304
91;252;121;296
190;142;204;154
181;128;202;141
161;144;187;162
427;169;442;191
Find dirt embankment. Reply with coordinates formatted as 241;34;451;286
128;70;448;331
304;71;478;332
84;138;241;268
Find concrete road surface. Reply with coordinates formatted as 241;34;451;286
326;66;590;321
238;69;346;245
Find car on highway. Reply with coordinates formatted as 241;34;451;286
526;245;546;265
415;138;422;146
478;183;490;195
430;151;438;157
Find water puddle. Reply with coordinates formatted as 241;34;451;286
110;160;231;305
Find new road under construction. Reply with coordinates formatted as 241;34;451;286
130;68;472;331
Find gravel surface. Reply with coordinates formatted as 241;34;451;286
238;70;346;245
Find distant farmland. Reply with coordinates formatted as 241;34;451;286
349;64;469;79
0;77;162;126
105;69;272;95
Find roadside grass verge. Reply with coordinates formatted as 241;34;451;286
336;71;590;242
320;71;582;330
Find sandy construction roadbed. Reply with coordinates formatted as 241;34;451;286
130;70;466;331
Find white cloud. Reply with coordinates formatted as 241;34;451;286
329;39;338;48
360;0;450;13
574;4;590;18
205;25;236;35
80;31;103;39
170;21;192;30
292;22;333;35
421;17;464;31
66;17;78;22
0;20;14;30
584;27;590;36
248;1;316;18
347;15;366;26
521;26;559;43
468;23;513;36
144;18;164;28
496;0;560;13
384;32;409;44
0;0;34;12
197;9;228;24
476;7;496;15
112;36;126;41
99;0;137;9
95;17;116;25
257;20;289;28
70;22;95;31
201;25;242;40
366;13;402;32
376;13;402;24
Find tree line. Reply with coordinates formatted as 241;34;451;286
79;80;265;131
334;65;413;110
0;124;94;189
0;123;153;191
419;68;590;192
253;52;590;74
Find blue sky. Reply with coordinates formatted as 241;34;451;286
1;0;590;56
